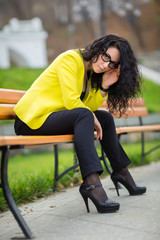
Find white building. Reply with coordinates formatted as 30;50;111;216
0;18;48;68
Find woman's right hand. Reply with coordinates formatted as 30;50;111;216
102;66;120;89
94;114;102;140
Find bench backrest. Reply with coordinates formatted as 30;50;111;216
0;88;25;120
100;98;148;118
0;88;148;120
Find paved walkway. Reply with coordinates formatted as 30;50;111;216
0;161;160;240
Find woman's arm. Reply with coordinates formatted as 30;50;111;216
100;67;120;97
57;53;91;111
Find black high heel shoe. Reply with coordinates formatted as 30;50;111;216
111;171;146;196
79;182;120;213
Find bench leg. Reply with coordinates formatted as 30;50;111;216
139;116;145;164
141;131;145;164
53;144;58;192
0;146;33;239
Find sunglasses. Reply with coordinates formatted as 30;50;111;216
101;51;120;69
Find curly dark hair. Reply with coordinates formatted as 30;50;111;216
80;34;143;116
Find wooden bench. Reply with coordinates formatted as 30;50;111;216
0;88;160;239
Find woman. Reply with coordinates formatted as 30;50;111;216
14;34;146;214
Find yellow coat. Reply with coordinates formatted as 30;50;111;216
14;49;108;129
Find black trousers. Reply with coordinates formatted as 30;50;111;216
14;108;131;179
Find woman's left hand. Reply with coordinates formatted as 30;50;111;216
102;66;120;89
94;114;102;140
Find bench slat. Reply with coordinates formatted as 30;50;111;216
101;98;145;108
98;107;148;118
0;104;16;119
0;135;75;146
1;125;160;146
0;88;25;104
116;125;160;134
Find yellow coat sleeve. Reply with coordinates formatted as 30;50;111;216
56;53;91;111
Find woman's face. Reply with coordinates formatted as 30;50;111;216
91;47;120;73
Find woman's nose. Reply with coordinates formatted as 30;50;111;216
103;62;109;69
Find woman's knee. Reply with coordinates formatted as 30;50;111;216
94;110;115;127
73;108;94;127
95;110;113;120
75;108;94;120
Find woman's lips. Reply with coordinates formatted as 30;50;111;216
98;65;103;71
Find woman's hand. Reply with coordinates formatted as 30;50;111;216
102;66;120;89
94;114;102;140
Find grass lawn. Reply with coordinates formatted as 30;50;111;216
142;79;160;113
0;68;44;90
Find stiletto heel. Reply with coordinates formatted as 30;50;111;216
81;193;90;212
112;180;120;196
79;182;120;213
111;171;146;196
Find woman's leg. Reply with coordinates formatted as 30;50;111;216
94;110;131;172
94;110;146;194
15;108;103;179
15;108;110;202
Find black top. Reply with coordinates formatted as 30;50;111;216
80;70;90;101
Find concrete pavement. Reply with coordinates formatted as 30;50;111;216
0;161;160;240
